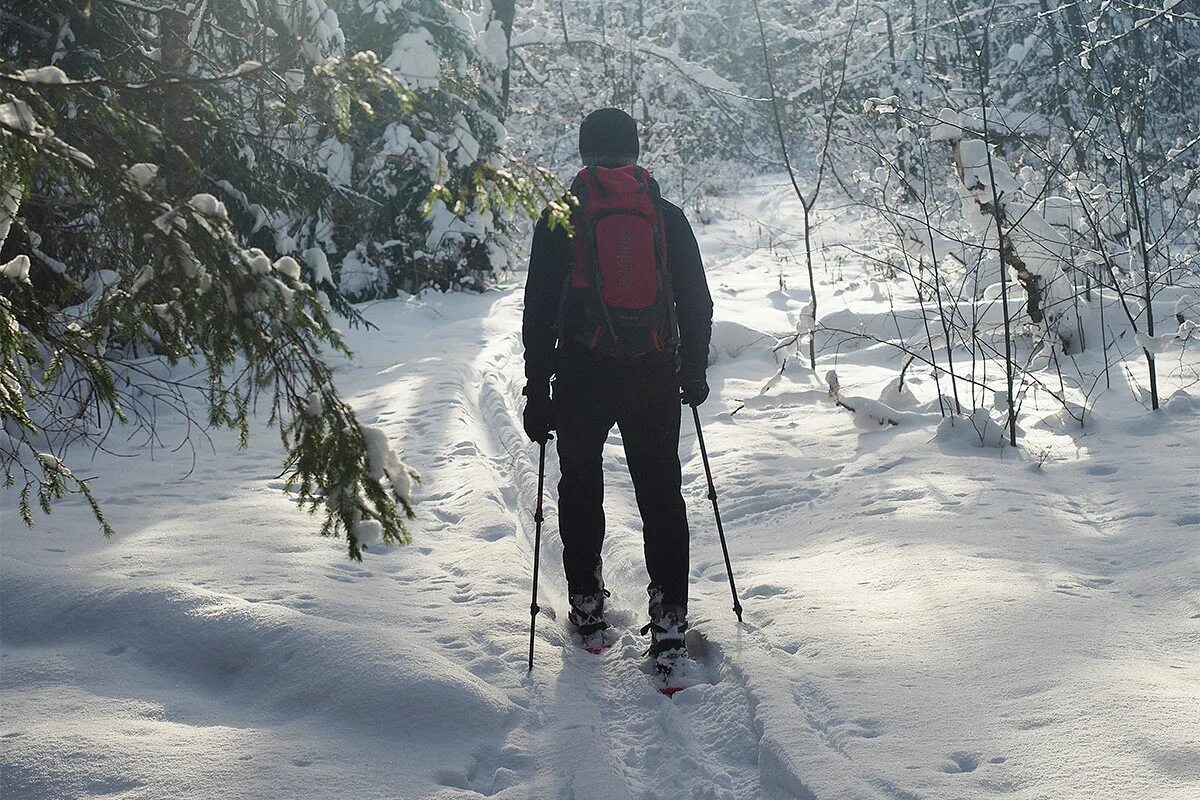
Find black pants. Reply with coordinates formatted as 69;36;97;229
554;352;689;613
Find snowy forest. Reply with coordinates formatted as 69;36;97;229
2;1;1198;799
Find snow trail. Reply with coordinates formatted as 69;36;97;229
455;290;772;799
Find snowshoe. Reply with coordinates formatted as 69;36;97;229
569;589;613;654
641;606;688;695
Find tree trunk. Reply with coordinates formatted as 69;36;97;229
160;3;193;199
493;0;516;119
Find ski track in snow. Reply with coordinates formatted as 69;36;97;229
3;180;1199;799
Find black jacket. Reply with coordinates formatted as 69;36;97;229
522;195;713;387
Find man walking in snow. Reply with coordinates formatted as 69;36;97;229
521;108;713;670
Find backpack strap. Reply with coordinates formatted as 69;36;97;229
569;171;590;207
643;175;681;362
556;172;619;352
555;177;588;356
631;167;648;193
585;166;609;197
649;186;681;361
582;216;621;346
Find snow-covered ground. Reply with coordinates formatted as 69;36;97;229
3;180;1198;800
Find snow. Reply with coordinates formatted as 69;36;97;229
361;424;415;508
0;99;39;134
20;66;69;84
475;19;509;70
862;95;898;114
187;193;228;220
0;182;19;251
337;246;376;298
316;137;353;187
1;254;31;283
302;247;332;285
949;138;1075;346
1040;195;1080;229
960;106;1053;139
244;248;272;276
510;26;550;47
930;107;963;142
385;28;441;90
289;0;344;63
3;179;1198;800
26;231;67;275
1135;330;1180;355
450;113;481;165
271;256;302;282
126;162;159;188
378;121;417;158
230;60;262;77
956;139;1018;205
424;199;491;252
932;106;1052;141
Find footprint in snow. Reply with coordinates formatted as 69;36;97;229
1055;575;1114;595
476;522;513;542
845;718;883;739
870;778;923;800
431;508;463;525
859;505;896;517
941;751;979;773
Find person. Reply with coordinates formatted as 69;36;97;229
521;107;713;670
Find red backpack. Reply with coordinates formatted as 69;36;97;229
558;165;678;360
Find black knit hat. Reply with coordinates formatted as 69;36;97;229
579;108;639;167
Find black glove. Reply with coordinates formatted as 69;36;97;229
679;375;710;407
522;383;555;444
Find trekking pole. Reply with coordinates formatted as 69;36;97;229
692;405;744;623
528;439;548;670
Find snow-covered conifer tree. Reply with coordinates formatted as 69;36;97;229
324;0;542;299
0;0;557;555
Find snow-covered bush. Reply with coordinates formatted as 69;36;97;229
849;0;1199;433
